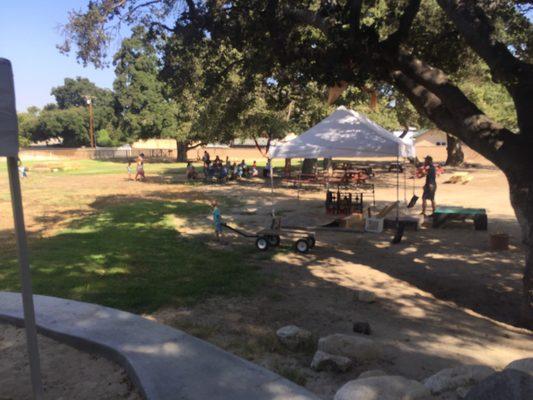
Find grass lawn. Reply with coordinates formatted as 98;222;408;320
0;199;261;312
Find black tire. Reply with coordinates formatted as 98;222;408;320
256;237;270;251
307;236;316;248
268;235;281;246
295;238;310;253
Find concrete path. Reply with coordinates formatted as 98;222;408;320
0;292;320;400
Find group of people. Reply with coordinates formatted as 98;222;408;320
186;151;266;182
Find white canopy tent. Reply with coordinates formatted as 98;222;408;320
269;106;415;159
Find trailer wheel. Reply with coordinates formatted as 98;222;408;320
295;238;310;253
256;237;270;251
268;235;281;247
307;236;316;248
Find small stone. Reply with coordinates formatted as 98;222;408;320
465;369;533;400
318;333;380;362
357;290;376;303
311;350;353;372
334;375;429;400
352;321;371;335
276;325;314;351
505;357;533;377
358;369;387;379
423;365;495;395
456;386;471;399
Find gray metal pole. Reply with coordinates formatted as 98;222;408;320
7;157;44;399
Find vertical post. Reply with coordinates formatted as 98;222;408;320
88;100;95;148
7;157;44;399
269;158;275;216
396;154;400;225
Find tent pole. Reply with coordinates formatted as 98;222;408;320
7;157;44;400
396;154;400;225
269;158;275;216
403;159;407;204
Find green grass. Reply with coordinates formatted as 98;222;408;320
0;199;262;312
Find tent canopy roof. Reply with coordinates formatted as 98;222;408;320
269;106;413;159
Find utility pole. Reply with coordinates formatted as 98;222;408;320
85;96;95;147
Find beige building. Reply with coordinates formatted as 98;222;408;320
414;129;491;165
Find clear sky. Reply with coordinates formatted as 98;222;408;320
1;0;125;112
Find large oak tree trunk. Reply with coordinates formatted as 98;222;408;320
302;158;317;174
445;134;464;166
508;174;533;329
177;142;188;162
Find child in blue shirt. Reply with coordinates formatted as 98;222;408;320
212;200;222;241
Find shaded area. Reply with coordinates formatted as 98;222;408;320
0;199;261;312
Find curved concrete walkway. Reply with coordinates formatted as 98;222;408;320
0;292;319;400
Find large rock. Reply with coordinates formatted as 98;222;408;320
505;357;533;377
318;334;380;362
334;375;429;400
423;365;495;394
465;369;533;400
276;325;314;351
358;369;387;379
311;350;353;372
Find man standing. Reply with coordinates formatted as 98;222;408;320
421;155;437;216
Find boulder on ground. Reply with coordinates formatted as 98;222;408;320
505;357;533;377
465;369;533;400
423;365;495;395
352;321;371;335
318;333;381;362
358;369;387;379
311;350;353;372
334;375;429;400
276;325;314;351
355;290;377;303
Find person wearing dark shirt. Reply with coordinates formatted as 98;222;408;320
422;155;437;216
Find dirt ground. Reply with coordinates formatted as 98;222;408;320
0;323;141;400
1;161;532;399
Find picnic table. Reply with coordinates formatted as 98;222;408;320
432;207;488;230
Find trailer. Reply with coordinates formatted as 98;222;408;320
221;218;316;253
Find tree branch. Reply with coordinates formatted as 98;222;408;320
348;0;363;33
383;0;421;49
389;66;525;172
185;0;198;21
436;0;531;82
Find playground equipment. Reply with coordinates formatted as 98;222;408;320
221;218;316;253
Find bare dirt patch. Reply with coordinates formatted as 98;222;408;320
0;323;141;400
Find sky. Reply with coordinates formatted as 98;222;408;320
0;0;126;111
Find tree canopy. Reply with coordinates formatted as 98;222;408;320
58;0;533;326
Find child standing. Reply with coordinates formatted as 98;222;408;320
212;200;222;241
127;160;133;180
135;153;145;181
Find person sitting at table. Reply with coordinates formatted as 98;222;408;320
251;161;259;177
238;159;247;177
186;162;198;180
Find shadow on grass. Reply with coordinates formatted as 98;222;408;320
0;199;261;313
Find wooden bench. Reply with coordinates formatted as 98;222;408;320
432;207;487;230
